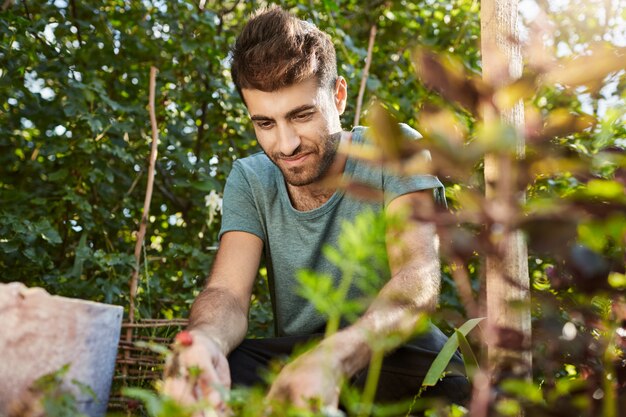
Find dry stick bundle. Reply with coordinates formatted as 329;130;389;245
354;25;377;127
124;66;160;377
122;319;189;328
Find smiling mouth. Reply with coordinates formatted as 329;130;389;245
281;153;310;164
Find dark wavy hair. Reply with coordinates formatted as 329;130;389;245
230;6;338;99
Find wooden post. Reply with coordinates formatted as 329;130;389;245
125;66;160;377
480;0;532;379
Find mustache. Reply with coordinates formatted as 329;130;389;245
276;145;312;159
273;131;341;160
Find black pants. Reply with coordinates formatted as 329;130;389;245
227;329;470;407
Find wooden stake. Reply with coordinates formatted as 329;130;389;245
480;0;532;381
354;25;377;127
124;66;160;377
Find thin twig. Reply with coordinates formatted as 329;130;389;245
20;0;30;19
155;162;191;220
222;0;242;15
354;24;377;127
113;375;161;381
125;66;160;376
2;0;14;12
69;0;83;45
125;318;189;323
452;0;478;49
450;257;479;318
110;170;143;214
468;369;491;417
194;98;208;157
122;320;188;328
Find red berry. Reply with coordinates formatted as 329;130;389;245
175;330;193;346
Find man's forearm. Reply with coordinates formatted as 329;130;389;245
321;193;443;378
187;285;249;355
321;227;441;378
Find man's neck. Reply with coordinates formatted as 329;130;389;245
286;131;352;211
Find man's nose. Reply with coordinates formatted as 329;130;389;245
277;123;301;156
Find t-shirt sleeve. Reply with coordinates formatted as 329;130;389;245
218;161;266;242
382;123;447;208
383;169;447;208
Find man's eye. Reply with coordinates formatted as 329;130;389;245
256;121;274;129
294;112;314;121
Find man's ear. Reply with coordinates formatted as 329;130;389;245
334;76;348;115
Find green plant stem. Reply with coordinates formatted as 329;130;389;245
142;240;152;318
325;267;355;338
602;324;618;417
358;346;384;417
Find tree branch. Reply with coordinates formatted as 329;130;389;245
450;258;479;318
21;0;30;20
125;67;160;376
2;0;14;12
155;161;191;217
354;24;377;127
69;0;83;45
110;170;144;214
194;98;208;159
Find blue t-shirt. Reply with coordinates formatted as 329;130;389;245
219;125;445;336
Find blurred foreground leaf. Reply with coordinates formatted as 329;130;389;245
421;317;484;388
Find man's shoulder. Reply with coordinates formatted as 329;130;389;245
353;123;422;144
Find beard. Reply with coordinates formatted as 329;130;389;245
266;131;342;187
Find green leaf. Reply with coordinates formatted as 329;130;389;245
23;247;39;261
0;240;20;254
71;378;98;400
585;179;625;200
421;317;484;387
608;272;626;289
455;328;479;379
500;379;544;404
48;168;69;181
34;363;71;389
71;233;90;278
189;179;221;192
37;220;62;245
86;115;104;134
122;387;164;416
134;340;171;356
322;0;339;12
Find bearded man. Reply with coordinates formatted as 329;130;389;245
165;5;469;414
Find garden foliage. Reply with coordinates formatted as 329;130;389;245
1;0;625;416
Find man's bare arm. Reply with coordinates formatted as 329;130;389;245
323;190;440;376
268;190;440;407
187;230;263;354
163;230;262;408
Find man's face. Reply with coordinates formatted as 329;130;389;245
242;77;347;187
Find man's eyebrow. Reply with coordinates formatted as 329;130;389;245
250;114;273;122
250;104;317;122
285;104;316;119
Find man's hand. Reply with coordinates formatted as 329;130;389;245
162;330;231;414
267;346;342;411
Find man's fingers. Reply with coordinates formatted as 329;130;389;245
267;382;301;407
164;375;229;417
215;355;232;389
163;377;197;405
195;361;228;410
163;364;225;407
161;333;234;416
